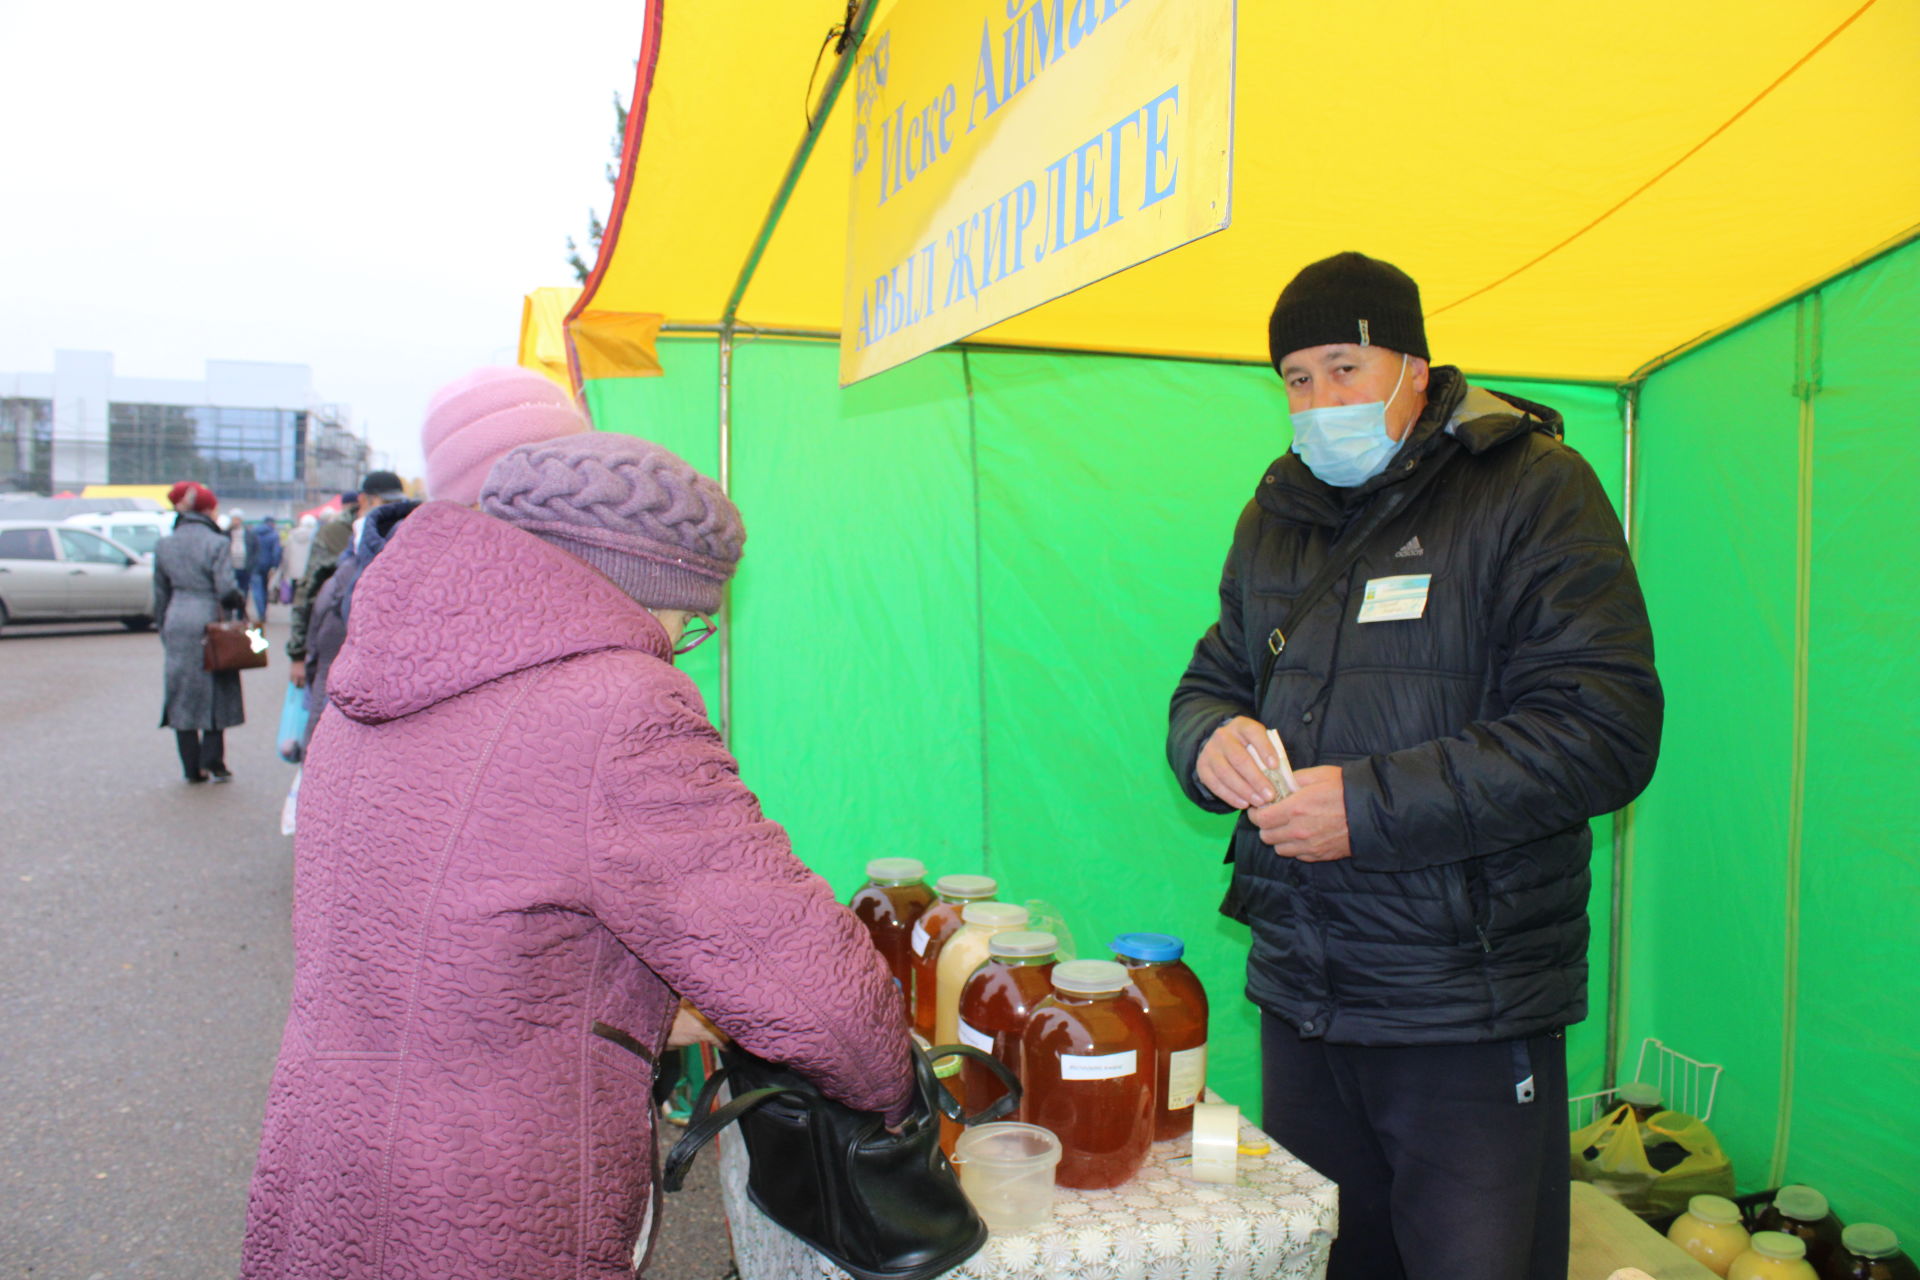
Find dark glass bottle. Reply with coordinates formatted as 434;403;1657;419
1112;932;1209;1142
956;930;1057;1114
908;874;996;1038
1757;1186;1845;1275
1020;959;1156;1190
848;858;933;1004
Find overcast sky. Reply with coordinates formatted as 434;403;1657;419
0;1;646;481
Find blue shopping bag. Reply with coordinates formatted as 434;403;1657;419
277;682;309;763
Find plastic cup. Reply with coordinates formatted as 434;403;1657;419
951;1121;1062;1234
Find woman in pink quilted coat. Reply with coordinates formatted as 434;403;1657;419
241;433;914;1278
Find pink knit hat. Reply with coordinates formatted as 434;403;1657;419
422;367;589;505
480;432;744;614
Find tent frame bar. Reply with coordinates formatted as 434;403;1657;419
710;2;878;744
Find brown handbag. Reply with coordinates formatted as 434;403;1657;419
204;618;270;672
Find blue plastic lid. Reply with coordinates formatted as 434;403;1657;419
1111;932;1184;962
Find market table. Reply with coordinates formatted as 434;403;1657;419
717;1102;1338;1280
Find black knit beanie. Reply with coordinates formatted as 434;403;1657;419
1267;252;1429;371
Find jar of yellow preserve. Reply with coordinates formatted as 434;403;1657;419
1731;1232;1820;1280
1669;1194;1752;1277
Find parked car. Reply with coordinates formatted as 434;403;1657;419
0;519;155;631
63;510;176;560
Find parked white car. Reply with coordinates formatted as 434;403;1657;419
0;519;156;631
63;510;176;560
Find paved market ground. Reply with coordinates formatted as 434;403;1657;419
0;611;733;1278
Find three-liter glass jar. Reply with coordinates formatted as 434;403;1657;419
956;930;1059;1113
910;874;997;1038
1668;1194;1752;1277
1758;1186;1845;1274
1732;1232;1821;1280
1111;932;1208;1142
934;902;1031;1046
1823;1225;1920;1280
1020;959;1157;1190
848;858;933;1001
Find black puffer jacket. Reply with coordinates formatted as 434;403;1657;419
1168;368;1661;1045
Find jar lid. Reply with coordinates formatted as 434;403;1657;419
1111;931;1184;961
1842;1224;1900;1259
1616;1081;1662;1108
1750;1232;1808;1261
1051;959;1130;995
961;901;1030;928
935;873;997;900
1685;1195;1741;1226
989;930;1058;958
866;857;925;882
1774;1185;1830;1222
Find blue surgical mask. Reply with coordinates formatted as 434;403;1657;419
1289;354;1409;487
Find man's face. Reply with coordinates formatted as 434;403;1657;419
1278;343;1429;441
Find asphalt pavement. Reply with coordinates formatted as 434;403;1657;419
0;611;733;1278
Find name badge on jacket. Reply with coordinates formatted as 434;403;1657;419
1357;574;1431;623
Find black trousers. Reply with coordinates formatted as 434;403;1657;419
175;729;226;778
1261;1012;1569;1280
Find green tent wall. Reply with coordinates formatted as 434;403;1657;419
582;235;1917;1243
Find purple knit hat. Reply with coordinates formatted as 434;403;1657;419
423;366;589;506
479;432;744;613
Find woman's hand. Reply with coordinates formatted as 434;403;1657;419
667;1000;729;1049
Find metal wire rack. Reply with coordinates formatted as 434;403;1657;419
1569;1037;1724;1129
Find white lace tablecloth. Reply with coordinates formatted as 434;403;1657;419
714;1097;1337;1280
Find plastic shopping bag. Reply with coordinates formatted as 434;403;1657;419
1570;1104;1734;1219
280;767;300;837
277;682;309;763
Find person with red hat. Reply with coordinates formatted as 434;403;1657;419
153;481;249;782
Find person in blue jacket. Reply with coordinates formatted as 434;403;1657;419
241;514;282;617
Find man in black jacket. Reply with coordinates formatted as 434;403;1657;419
1168;253;1662;1280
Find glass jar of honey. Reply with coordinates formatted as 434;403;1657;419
849;858;933;1003
1758;1186;1845;1274
910;874;997;1038
1111;932;1208;1142
1020;959;1156;1190
1668;1194;1751;1277
934;902;1030;1046
956;930;1058;1114
1731;1232;1821;1280
1824;1225;1920;1280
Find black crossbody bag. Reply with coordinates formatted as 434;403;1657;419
662;1041;1019;1280
1218;442;1459;894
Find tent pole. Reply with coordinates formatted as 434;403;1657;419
1603;383;1639;1094
717;325;734;747
709;1;876;752
718;1;876;331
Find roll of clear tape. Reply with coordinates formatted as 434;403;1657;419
1190;1102;1239;1183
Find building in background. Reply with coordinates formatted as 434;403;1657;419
0;351;372;518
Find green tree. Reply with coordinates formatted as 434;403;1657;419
568;90;630;284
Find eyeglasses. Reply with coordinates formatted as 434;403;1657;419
673;614;718;655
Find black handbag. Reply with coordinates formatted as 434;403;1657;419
663;1041;1019;1280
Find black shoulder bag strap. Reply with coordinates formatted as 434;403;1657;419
1250;440;1460;714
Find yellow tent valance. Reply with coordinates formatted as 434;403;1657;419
577;0;1919;382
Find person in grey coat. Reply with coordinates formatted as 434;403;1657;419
154;481;249;782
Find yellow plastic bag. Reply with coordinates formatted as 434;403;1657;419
1570;1104;1734;1219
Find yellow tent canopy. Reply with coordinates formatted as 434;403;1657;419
577;0;1919;382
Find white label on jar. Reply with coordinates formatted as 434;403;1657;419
1059;1049;1137;1081
910;920;930;957
957;1019;994;1053
1165;1043;1207;1110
